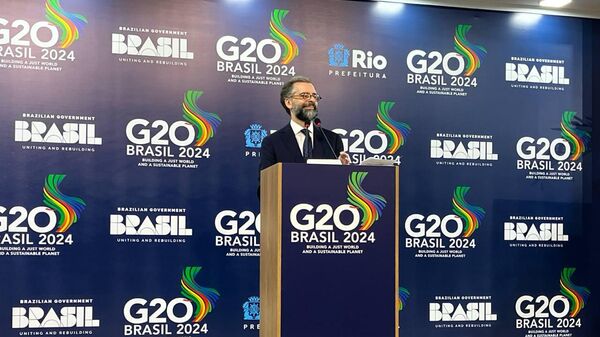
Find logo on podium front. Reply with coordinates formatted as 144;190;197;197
289;171;386;255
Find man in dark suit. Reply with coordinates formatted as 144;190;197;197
259;76;350;172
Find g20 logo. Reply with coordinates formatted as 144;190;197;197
515;295;581;329
290;203;360;231
405;214;464;238
126;119;197;147
214;210;261;248
125;118;211;159
334;128;389;155
406;24;486;88
289;172;386;244
0;19;60;48
125;90;221;160
123;267;219;335
214;210;260;236
0;174;84;247
515;268;590;330
289;203;374;244
216;9;304;76
404;186;484;250
515;136;583;172
516;111;591;173
516;295;570;319
216;36;281;64
516;137;571;161
0;1;87;61
124;298;194;324
407;50;466;76
0;206;73;245
334;101;410;165
123;298;209;335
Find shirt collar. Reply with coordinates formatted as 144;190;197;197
290;120;314;135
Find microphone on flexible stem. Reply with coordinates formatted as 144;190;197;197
313;118;338;160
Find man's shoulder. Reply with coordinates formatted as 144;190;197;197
317;127;343;153
320;127;341;139
265;124;292;138
263;124;292;144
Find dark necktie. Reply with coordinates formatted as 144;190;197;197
301;128;312;159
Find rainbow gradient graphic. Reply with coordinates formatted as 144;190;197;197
560;111;591;161
182;90;222;147
451;186;485;238
180;266;220;323
347;172;387;231
45;0;88;49
42;174;86;233
560;267;591;317
269;9;306;65
453;24;487;77
396;287;410;311
376;101;411;154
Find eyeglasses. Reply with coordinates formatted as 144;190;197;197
289;92;322;101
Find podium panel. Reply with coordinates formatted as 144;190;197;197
261;163;399;337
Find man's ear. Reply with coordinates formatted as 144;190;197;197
285;98;293;110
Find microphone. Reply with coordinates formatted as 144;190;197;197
313;118;338;160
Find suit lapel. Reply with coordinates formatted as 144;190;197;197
312;128;325;158
280;124;304;162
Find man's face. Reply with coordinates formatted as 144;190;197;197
286;82;318;124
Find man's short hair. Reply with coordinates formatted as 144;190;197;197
280;76;312;115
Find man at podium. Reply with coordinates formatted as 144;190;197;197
259;76;350;171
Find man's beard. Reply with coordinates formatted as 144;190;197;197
292;103;318;123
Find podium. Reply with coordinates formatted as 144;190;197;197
260;163;399;337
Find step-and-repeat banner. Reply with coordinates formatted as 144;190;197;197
0;1;596;336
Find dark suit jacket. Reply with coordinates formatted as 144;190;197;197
259;123;344;172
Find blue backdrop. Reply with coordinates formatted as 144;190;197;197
0;1;596;336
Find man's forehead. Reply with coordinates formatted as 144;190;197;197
292;82;316;93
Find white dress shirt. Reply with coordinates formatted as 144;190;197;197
289;121;314;157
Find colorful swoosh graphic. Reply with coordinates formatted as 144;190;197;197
181;266;220;323
561;111;591;160
182;90;222;147
269;9;306;64
376;101;411;154
42;174;86;233
451;186;485;237
453;24;487;77
347;172;387;231
45;0;88;49
560;267;590;317
397;287;410;311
